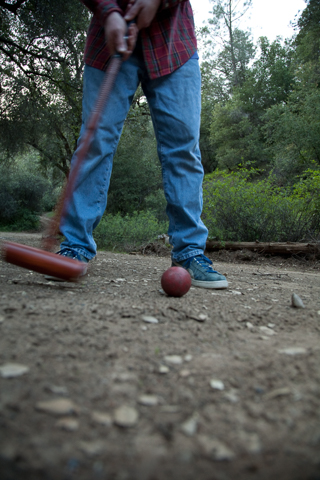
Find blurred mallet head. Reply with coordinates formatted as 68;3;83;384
161;267;191;297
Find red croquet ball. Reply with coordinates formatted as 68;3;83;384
161;267;192;297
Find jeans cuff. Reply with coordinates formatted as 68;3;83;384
172;249;204;263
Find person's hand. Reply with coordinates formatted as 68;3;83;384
125;0;161;30
104;11;138;60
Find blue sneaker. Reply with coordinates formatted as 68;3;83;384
172;254;228;289
45;248;89;281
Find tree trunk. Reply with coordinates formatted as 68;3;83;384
205;241;320;256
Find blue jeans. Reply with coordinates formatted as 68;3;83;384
60;50;208;262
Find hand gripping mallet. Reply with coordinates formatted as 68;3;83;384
1;52;124;281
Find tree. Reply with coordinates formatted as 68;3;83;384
198;0;255;172
264;63;320;181
209;37;295;170
200;0;254;93
106;88;164;216
294;0;320;64
262;1;320;182
0;0;90;175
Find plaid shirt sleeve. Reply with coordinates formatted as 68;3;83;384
81;0;197;79
81;0;122;23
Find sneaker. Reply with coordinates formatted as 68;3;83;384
172;254;228;289
45;248;89;281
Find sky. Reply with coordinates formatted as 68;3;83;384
190;0;307;41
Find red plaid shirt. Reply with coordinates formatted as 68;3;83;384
81;0;197;79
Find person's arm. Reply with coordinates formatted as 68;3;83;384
124;0;188;30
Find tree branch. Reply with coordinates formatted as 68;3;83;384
0;35;67;64
0;0;27;14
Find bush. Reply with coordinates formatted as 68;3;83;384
202;169;320;242
0;160;53;230
144;189;168;222
0;209;40;232
94;210;169;252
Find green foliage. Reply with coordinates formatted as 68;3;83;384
202;169;320;242
106;88;166;216
107;127;162;216
94;211;169;252
200;1;254;90
144;190;167;222
0;0;89;175
208;38;295;171
198;1;255;172
295;0;320;64
210;98;265;169
264;63;320;180
291;169;320;235
0;156;53;230
238;37;295;116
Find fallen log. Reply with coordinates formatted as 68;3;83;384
205;241;320;256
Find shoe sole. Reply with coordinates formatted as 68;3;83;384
191;279;228;289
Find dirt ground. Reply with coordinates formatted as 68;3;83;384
0;232;320;480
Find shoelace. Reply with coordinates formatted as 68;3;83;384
56;248;83;262
194;255;218;273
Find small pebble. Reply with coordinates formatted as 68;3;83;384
36;398;77;416
164;355;183;365
91;411;113;426
142;315;159;324
246;322;254;329
259;326;276;336
0;315;4;324
291;293;305;309
0;364;29;378
210;379;225;391
79;441;105;456
179;369;191;378
223;390;239;403
114;406;138;428
184;355;193;362
278;347;307;356
180;413;199;436
198;435;235;461
159;365;169;374
56;417;79;431
47;385;68;395
138;395;159;406
195;313;208;322
160;405;180;413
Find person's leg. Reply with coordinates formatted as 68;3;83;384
142;57;207;262
60;60;141;260
142;58;228;288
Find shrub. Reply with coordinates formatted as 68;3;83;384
0;161;53;230
202;169;320;242
143;189;168;222
94;210;169;252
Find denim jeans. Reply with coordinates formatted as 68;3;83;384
60;49;208;262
